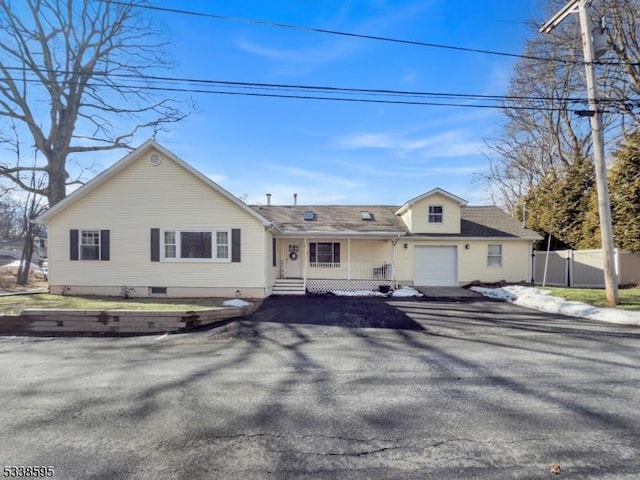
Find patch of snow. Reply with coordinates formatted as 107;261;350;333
154;333;169;341
223;299;251;307
331;290;387;297
0;261;45;277
470;286;640;326
391;286;424;297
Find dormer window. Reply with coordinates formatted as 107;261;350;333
428;205;443;223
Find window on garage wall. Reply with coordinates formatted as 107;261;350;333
487;244;503;267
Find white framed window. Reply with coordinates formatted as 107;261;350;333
80;230;100;260
487;244;503;268
428;205;443;223
309;242;340;265
216;231;229;259
164;231;177;259
161;229;230;262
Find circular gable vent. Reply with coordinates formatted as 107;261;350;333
149;153;162;166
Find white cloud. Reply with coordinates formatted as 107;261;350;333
235;1;431;71
345;163;484;178
336;130;485;158
402;70;417;84
249;184;348;206
267;164;361;188
235;36;359;67
206;173;227;184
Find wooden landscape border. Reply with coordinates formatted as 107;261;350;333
0;302;260;335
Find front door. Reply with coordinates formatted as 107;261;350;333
283;242;302;278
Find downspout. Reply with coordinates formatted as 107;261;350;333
528;241;533;284
264;227;268;297
347;237;351;280
303;238;308;290
391;235;400;289
265;224;277;296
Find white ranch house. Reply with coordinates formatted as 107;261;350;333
35;140;541;297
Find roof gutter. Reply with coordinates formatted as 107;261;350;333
275;231;406;239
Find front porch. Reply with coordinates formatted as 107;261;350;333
277;237;398;294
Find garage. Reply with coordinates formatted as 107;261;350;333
413;246;458;286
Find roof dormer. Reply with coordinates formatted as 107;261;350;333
396;188;467;234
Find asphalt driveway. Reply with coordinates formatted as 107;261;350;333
1;294;639;479
215;291;631;339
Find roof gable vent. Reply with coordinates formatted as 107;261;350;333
149;153;162;166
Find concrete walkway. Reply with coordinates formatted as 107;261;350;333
414;286;482;299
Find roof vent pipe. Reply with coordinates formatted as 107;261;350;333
266;193;271;206
293;193;298;206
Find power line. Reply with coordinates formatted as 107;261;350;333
103;0;639;67
104;0;569;65
5;65;632;107
6;74;636;114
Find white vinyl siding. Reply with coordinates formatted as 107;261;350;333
45;148;267;290
394;240;531;285
403;193;461;234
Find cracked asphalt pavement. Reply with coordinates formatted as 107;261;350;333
1;296;640;479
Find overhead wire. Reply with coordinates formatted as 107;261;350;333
103;0;639;67
2;68;634;114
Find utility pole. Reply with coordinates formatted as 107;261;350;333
540;0;619;306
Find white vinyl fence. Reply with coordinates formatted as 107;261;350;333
533;249;640;288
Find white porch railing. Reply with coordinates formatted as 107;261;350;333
306;262;392;280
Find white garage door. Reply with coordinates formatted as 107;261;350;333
413;246;458;286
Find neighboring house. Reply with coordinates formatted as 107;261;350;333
34;235;48;260
0;240;23;266
35;140;542;298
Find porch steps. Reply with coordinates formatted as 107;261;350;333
272;279;306;295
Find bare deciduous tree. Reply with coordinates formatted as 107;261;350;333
481;0;640;213
0;0;188;207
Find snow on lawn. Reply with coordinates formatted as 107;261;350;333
471;285;640;326
330;286;423;297
222;299;252;307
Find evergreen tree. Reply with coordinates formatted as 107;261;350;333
608;130;640;251
524;157;595;249
580;188;602;249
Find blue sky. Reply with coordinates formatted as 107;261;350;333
105;0;543;206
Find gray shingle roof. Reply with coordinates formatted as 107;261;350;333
252;205;408;234
252;204;541;240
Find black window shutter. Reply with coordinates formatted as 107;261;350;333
100;230;110;261
70;230;79;261
272;238;276;267
310;243;316;263
150;228;160;262
231;229;241;262
334;242;341;263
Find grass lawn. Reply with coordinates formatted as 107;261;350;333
545;287;640;311
0;294;229;315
